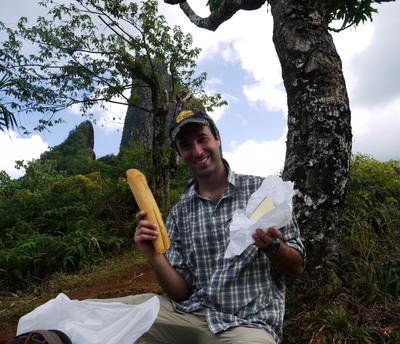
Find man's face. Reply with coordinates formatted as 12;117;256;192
175;123;223;178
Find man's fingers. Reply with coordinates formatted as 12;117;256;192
135;210;146;221
138;219;157;229
252;229;270;247
253;237;264;248
252;227;283;249
267;227;282;238
134;227;158;242
137;232;158;241
134;210;158;244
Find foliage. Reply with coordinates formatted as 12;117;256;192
340;155;400;300
0;0;225;132
0;73;17;131
94;141;152;180
206;0;220;12
285;154;400;343
169;159;192;205
0;159;136;290
327;0;392;31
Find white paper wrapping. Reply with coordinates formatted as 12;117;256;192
224;175;295;258
17;293;160;344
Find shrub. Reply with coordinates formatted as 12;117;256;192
0;160;135;290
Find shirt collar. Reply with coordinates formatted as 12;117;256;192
182;159;237;199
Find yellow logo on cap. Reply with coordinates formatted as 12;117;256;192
176;110;193;123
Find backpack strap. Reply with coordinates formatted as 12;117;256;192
48;330;72;344
5;330;71;344
28;330;64;344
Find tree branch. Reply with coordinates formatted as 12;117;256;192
164;0;186;4
166;0;266;31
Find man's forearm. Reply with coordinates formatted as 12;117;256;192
148;253;192;302
268;242;304;279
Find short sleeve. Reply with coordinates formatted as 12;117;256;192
282;214;306;265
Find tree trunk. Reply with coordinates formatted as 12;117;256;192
270;1;352;277
151;107;171;214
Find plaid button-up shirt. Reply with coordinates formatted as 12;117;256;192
165;164;305;343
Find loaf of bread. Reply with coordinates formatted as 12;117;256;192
126;169;170;253
249;196;274;221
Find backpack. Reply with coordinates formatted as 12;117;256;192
5;330;72;344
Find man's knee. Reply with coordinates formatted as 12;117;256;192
215;326;277;344
85;293;157;304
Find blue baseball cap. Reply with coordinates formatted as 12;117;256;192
169;109;219;143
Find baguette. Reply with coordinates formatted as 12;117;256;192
126;169;170;253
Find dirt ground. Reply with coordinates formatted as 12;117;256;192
0;263;159;343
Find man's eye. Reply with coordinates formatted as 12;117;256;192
180;144;190;150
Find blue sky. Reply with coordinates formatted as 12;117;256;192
1;1;400;178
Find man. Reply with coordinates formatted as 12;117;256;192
134;109;305;343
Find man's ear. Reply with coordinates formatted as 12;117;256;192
174;143;182;157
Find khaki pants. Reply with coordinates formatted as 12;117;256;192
99;293;276;344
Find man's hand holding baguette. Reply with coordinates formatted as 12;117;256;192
134;210;159;259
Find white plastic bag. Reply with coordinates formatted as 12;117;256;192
17;293;160;344
224;175;295;258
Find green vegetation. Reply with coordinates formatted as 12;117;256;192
285;154;400;343
0;158;137;291
0;140;191;291
93;142;152;180
0;73;17;131
41;121;96;175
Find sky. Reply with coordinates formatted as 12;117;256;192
1;0;399;178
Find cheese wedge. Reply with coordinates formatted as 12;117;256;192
126;169;170;253
249;196;274;221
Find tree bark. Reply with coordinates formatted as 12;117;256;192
151;107;171;214
270;0;352;278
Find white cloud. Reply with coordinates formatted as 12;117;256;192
0;131;48;178
333;1;400;162
208;104;227;122
224;132;286;177
352;98;400;160
213;7;287;116
243;80;287;116
341;2;400;109
332;21;374;61
206;77;223;86
69;103;82;116
162;3;288;117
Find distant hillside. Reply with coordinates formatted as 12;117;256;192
40;120;96;175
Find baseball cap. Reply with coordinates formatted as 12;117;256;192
169;109;220;143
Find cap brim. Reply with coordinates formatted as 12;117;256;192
171;118;210;142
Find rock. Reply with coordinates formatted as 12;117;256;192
41;120;96;174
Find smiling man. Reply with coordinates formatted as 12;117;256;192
132;108;305;344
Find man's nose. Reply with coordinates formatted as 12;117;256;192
192;142;204;156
